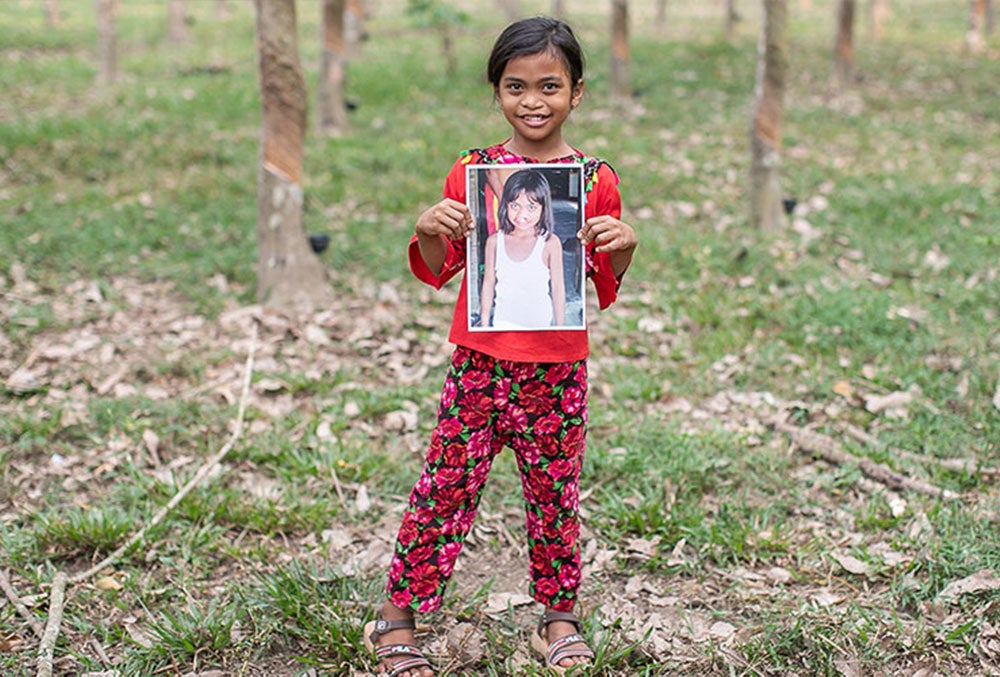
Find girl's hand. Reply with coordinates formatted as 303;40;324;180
416;198;473;241
578;215;637;254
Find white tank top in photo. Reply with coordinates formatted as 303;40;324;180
492;231;553;329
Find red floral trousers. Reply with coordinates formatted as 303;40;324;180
386;346;588;614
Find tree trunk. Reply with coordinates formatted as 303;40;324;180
967;0;988;53
345;0;368;55
868;0;890;40
216;0;231;21
551;0;566;19
609;0;632;107
317;0;350;137
725;0;738;40
749;0;788;231
44;0;60;28
833;0;855;87
254;0;333;311
95;0;117;86
167;0;189;44
440;26;457;77
655;0;666;32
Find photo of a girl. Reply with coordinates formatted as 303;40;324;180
468;164;585;331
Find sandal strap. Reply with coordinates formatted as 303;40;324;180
368;617;417;644
537;610;583;636
374;643;425;660
386;655;432;677
546;632;594;667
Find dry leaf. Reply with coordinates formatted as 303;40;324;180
483;592;534;615
812;590;845;607
384;409;418;432
936;569;1000;605
864;389;914;418
354;485;371;512
831;552;870;577
832;380;853;397
94;576;123;591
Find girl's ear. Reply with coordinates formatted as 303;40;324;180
571;79;585;109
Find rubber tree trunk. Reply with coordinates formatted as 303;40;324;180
967;0;988;53
749;0;788;231
44;0;60;28
833;0;855;87
345;0;368;55
609;0;632;107
868;0;890;40
95;0;117;86
317;0;350;137
725;0;738;40
167;0;189;44
254;0;333;311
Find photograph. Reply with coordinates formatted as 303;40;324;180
466;163;587;332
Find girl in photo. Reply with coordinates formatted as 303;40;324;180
478;168;566;329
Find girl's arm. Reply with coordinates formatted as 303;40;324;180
545;236;566;326
415;198;472;276
578;215;637;278
479;234;498;327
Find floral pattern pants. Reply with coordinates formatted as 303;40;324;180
386;346;588;614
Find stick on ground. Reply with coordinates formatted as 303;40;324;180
770;418;961;500
68;318;259;585
35;571;67;677
0;569;43;639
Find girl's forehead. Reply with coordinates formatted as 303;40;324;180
501;49;571;79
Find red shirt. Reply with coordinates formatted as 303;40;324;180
408;144;625;363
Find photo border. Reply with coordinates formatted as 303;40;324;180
466;163;587;332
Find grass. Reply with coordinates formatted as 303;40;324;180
1;0;999;674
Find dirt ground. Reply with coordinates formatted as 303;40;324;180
2;273;997;675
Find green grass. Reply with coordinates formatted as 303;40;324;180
1;0;999;674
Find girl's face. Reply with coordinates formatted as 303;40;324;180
507;191;542;233
496;50;584;158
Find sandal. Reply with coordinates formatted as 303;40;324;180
529;610;595;674
362;618;434;677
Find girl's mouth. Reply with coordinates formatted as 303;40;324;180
520;114;549;126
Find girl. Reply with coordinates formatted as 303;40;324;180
363;16;637;677
478;168;566;330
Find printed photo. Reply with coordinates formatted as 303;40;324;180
466;163;587;332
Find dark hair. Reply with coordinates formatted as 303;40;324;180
498;169;555;238
487;17;585;88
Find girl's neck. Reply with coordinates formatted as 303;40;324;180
503;138;576;162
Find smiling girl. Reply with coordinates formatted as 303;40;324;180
362;17;637;677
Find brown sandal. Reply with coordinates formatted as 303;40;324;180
529;611;595;674
362;618;434;677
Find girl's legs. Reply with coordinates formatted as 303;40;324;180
373;349;504;674
511;359;591;668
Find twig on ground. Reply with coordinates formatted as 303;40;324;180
770;418;961;500
68;317;260;585
0;570;43;639
35;571;67;677
842;423;1000;478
